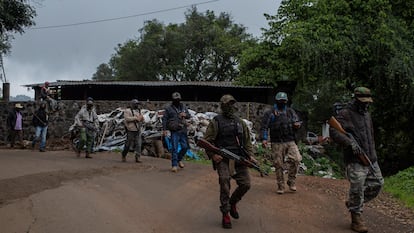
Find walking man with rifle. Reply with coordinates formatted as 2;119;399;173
122;99;144;163
31;101;49;152
74;97;99;159
329;87;384;233
202;94;256;229
260;91;302;194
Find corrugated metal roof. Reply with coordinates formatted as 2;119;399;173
23;80;272;89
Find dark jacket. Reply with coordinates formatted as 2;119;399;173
162;103;190;133
329;100;377;164
32;108;48;127
260;105;300;142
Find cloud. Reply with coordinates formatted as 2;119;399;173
2;0;280;97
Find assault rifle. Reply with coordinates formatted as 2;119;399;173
196;138;268;177
328;116;379;179
83;120;98;132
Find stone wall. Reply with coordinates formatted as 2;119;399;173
0;100;272;147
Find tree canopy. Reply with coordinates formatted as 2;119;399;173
99;7;254;82
0;0;36;54
237;0;414;175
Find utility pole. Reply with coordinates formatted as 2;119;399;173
1;53;10;101
0;53;6;83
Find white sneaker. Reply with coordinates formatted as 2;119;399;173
178;161;185;168
171;166;178;173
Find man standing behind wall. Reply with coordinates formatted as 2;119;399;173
6;103;25;148
162;92;190;172
260;92;302;194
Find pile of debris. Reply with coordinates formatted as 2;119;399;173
91;108;257;157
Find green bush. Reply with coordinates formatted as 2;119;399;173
384;167;414;209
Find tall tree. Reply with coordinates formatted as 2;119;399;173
103;8;253;82
238;0;414;174
92;63;114;80
0;0;36;54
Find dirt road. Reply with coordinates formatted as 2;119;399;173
0;149;413;233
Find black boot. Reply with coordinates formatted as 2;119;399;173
229;203;239;219
85;152;93;159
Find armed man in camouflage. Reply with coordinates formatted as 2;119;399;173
329;87;384;233
260;92;302;194
74;97;99;158
203;94;255;229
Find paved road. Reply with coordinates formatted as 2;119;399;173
0;149;412;233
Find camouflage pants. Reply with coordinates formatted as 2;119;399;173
270;141;302;187
77;128;96;153
346;161;384;214
216;159;251;214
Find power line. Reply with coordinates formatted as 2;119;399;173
31;0;220;30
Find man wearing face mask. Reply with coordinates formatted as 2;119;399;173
329;87;383;233
162;92;191;172
261;92;302;194
122;99;144;163
74;97;99;158
32;101;49;152
203;94;255;229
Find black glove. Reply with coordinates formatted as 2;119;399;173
350;141;363;155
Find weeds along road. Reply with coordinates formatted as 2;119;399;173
0;149;413;233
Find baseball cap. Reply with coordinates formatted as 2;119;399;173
86;97;94;104
220;94;236;104
172;92;181;100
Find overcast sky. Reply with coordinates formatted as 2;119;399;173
3;0;281;97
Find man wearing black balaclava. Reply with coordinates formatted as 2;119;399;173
122;99;144;163
32;101;49;152
203;94;255;229
260;92;302;194
162;92;191;172
330;87;383;233
74;97;99;158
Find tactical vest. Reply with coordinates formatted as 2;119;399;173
269;109;296;142
214;115;244;154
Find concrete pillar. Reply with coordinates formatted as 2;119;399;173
2;82;10;102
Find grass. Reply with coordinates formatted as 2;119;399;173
384;166;414;209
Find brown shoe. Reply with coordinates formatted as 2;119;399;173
85;153;93;159
287;180;297;191
351;212;368;233
122;155;126;162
